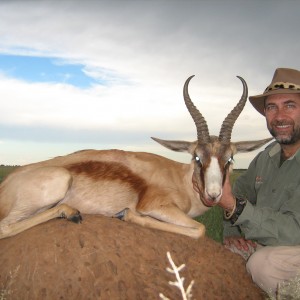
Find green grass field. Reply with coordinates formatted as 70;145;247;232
0;165;19;183
0;165;245;243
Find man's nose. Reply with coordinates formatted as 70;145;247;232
274;107;287;119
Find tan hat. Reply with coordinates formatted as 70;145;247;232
249;68;300;115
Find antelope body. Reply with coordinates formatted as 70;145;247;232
0;76;271;239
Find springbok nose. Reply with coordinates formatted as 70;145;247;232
207;191;221;202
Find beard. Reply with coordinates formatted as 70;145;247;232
268;121;300;145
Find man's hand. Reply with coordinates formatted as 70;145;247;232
224;236;257;252
223;236;257;259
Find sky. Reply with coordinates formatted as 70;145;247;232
0;0;299;168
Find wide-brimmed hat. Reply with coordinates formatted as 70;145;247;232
249;68;300;115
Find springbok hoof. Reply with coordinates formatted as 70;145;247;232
58;204;82;223
114;208;129;220
68;212;82;224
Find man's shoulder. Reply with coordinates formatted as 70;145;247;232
260;141;279;157
248;141;278;168
264;141;278;151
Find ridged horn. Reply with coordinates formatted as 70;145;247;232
218;76;248;143
183;75;210;144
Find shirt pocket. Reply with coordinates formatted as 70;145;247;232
282;182;299;200
254;175;264;192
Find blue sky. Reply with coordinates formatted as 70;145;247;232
0;0;300;167
0;54;97;88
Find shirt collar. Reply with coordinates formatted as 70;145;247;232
268;142;300;164
268;142;281;157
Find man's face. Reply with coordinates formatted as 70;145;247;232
264;93;300;145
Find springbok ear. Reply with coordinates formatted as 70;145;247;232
234;137;273;153
151;137;197;153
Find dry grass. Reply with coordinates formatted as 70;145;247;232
266;273;300;300
0;265;20;300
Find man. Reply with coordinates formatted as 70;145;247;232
218;68;300;296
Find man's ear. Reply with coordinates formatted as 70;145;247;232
151;137;197;154
234;137;273;153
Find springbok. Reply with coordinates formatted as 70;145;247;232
0;76;271;239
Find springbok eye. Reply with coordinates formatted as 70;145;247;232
226;157;234;166
195;156;202;165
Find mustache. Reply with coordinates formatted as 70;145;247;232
271;120;294;126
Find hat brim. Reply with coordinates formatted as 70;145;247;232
249;89;300;116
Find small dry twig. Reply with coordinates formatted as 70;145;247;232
159;251;194;300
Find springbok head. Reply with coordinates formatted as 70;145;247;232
152;75;272;206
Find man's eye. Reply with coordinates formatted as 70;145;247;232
286;104;296;109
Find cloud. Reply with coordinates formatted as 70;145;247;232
0;0;299;167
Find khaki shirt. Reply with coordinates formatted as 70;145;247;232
224;142;300;246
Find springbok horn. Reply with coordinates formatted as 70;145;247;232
183;75;210;144
218;76;248;143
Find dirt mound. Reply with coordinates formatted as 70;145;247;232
0;215;264;299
